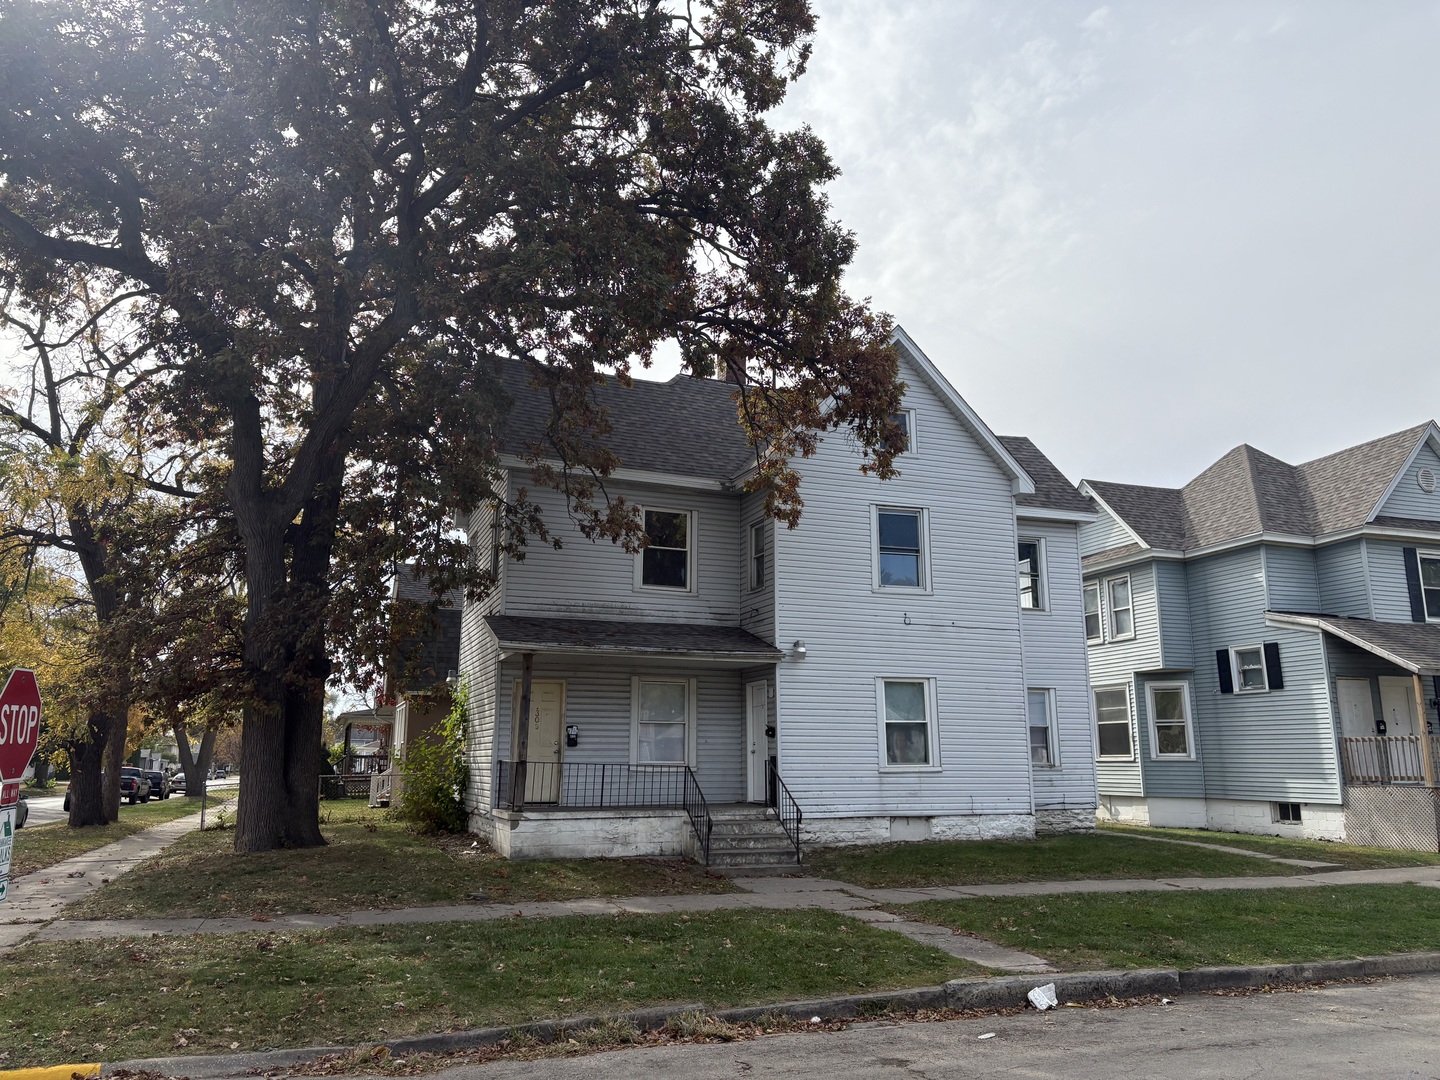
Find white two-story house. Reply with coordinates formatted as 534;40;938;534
459;329;1099;865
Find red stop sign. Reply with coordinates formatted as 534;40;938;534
0;669;42;781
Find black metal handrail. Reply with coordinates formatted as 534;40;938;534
493;761;695;811
683;766;713;866
768;758;802;863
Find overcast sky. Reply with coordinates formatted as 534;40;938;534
670;1;1440;488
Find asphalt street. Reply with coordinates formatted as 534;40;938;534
20;776;239;827
422;975;1440;1080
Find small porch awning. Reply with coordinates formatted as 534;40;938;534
1266;611;1440;676
484;614;783;663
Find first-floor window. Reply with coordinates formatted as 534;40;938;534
1094;685;1132;758
1147;682;1194;758
1083;582;1102;642
634;678;690;764
1028;689;1055;766
880;679;934;767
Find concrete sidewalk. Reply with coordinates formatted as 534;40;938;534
18;860;1440;974
0;801;233;949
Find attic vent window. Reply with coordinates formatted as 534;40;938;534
1418;467;1436;494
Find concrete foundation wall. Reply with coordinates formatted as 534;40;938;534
1035;807;1097;834
473;808;692;860
1098;794;1346;841
801;813;1034;847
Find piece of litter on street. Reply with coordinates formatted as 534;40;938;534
1027;983;1058;1011
1161;998;1174;1005
978;1032;997;1040
809;1016;822;1024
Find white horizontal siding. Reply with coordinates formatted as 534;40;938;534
1079;505;1138;558
1134;674;1204;798
738;489;775;644
1155;560;1194;669
1020;521;1098;812
503;475;741;624
1084;561;1161;799
459;499;505;814
774;357;1034;818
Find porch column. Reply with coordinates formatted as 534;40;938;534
1415;674;1436;788
509;652;535;808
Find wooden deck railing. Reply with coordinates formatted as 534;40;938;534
1340;735;1438;787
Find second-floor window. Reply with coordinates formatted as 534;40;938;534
1018;540;1045;610
876;508;926;589
1107;575;1134;639
640;508;691;590
1083;582;1103;643
749;521;766;591
1421;552;1440;618
1230;645;1268;692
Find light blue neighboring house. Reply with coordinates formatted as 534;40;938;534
1079;421;1440;850
456;329;1100;866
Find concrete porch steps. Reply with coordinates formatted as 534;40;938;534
704;806;800;869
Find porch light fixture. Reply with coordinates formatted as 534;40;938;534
793;640;807;658
446;669;459;688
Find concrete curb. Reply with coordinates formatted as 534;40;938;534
96;953;1440;1078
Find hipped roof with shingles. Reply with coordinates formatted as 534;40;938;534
1085;422;1437;552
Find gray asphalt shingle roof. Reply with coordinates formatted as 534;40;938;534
1269;612;1440;676
484;614;783;659
1086;423;1434;551
998;436;1094;515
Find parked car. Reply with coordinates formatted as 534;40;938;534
62;770;151;809
170;771;187;793
143;770;170;799
212;767;228;780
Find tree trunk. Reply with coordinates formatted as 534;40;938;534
174;720;216;801
65;716;109;828
101;707;127;820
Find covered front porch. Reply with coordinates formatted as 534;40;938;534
477;615;798;864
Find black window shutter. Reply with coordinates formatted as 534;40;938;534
1403;547;1426;622
1216;649;1234;694
1263;641;1284;690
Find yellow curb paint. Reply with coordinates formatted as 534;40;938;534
0;1065;101;1080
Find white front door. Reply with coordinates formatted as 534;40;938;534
515;680;564;803
745;680;770;803
1378;676;1420;738
1337;678;1376;738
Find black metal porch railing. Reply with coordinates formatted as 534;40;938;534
767;758;803;863
491;761;715;864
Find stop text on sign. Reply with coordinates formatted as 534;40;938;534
0;704;39;747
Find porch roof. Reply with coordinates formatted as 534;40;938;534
1266;611;1440;676
484;614;783;662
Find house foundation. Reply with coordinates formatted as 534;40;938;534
800;813;1034;847
475;807;693;860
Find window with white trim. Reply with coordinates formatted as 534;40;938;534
876;508;927;589
1083;582;1103;643
1094;685;1133;759
1018;539;1045;610
1420;552;1440;618
1106;575;1134;639
1230;645;1268;693
1146;682;1194;759
878;679;937;768
632;677;692;765
1027;688;1055;766
890;409;915;454
749;520;766;591
639;508;692;590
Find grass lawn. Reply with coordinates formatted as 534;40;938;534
1099;822;1440;869
10;795;228;878
901;883;1440;971
803;832;1305;889
0;909;979;1068
63;801;733;920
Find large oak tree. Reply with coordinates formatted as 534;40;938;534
0;0;903;851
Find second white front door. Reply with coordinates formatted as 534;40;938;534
746;680;770;804
1378;676;1420;738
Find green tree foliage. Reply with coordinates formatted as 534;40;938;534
397;683;469;834
0;0;905;851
